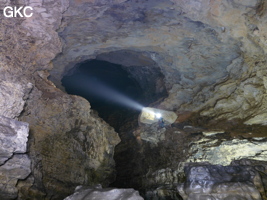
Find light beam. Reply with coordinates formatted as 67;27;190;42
68;75;144;111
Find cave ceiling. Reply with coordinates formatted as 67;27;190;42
50;0;267;127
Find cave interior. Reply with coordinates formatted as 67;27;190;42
2;0;267;199
61;58;167;132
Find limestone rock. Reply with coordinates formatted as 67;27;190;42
186;138;267;166
20;75;121;199
0;155;31;200
0;0;68;122
202;130;225;137
64;184;144;200
145;187;182;200
244;113;267;125
1;0;120;198
48;0;267;127
0;116;31;200
139;107;178;125
0;81;33;119
178;164;263;200
2;0;267;199
2;0;120;199
0;116;29;164
140;126;166;144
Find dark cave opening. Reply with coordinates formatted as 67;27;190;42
61;59;167;132
62;60;142;131
61;58;168;197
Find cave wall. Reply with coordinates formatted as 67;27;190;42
51;0;267;126
1;0;267;199
1;0;120;199
20;74;120;199
0;116;31;200
50;0;267;198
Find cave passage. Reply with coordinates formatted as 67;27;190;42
62;58;168;195
62;60;147;130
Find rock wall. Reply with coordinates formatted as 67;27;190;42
0;116;31;200
0;0;120;199
49;1;267;197
113;122;267;198
178;162;266;200
187;136;267;166
20;73;120;199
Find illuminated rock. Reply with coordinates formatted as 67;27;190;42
64;184;144;200
139;107;178;125
186;138;267;166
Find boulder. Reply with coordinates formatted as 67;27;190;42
64;184;144;200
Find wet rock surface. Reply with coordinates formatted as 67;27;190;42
49;2;267;197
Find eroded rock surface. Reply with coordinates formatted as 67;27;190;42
178;163;266;200
20;73;121;199
187;137;267;166
117;124;267;199
1;0;267;199
0;155;31;200
51;0;267;127
0;116;30;200
1;0;121;199
0;116;29;164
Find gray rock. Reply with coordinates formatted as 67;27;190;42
20;83;121;199
0;154;31;200
0;116;29;165
0;116;30;200
2;0;267;199
186;138;267;166
178;164;263;200
64;184;144;200
0;81;33;119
